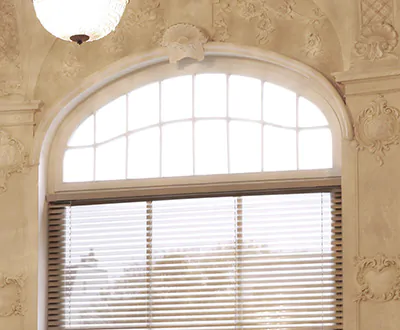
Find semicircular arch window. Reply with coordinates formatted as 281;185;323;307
63;74;333;182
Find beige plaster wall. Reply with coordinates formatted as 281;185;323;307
1;0;400;329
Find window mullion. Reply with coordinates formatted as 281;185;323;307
146;201;153;328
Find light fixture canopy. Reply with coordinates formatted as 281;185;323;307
33;0;129;44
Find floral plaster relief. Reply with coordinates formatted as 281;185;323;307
355;253;400;302
0;129;29;193
161;24;208;63
0;272;26;316
354;95;400;166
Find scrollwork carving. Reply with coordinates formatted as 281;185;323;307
354;95;400;166
355;22;398;61
355;253;400;302
0;272;26;317
355;0;398;60
0;129;29;193
161;24;208;63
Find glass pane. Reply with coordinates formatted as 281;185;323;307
263;82;296;127
229;121;262;174
299;128;332;170
128;127;160;179
128;82;159;130
161;76;192;122
195;120;228;175
229;75;261;120
264;125;297;171
63;148;94;182
68;115;94;147
298;97;328;127
162;122;193;177
195;74;227;118
95;137;126;181
96;96;127;143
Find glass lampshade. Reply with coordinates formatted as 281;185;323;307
33;0;129;44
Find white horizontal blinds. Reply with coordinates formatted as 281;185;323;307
240;193;342;329
151;197;236;329
48;202;149;329
48;189;342;330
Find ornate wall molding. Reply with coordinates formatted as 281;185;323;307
161;24;208;63
355;253;400;302
0;272;26;317
355;0;398;60
212;0;326;55
354;95;400;166
355;22;398;61
0;129;29;193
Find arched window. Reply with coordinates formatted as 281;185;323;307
63;74;333;183
47;58;342;330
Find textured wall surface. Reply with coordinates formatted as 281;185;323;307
1;0;400;329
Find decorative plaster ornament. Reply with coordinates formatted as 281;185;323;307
0;129;29;193
33;0;129;44
355;253;400;302
355;23;398;61
354;95;400;166
161;24;208;64
0;272;26;317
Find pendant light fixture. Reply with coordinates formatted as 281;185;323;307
33;0;129;45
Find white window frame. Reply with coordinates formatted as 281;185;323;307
47;56;342;199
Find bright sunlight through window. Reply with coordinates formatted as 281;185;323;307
63;74;332;182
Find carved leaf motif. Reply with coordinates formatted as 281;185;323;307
0;272;26;317
354;95;400;166
355;22;398;61
354;253;400;302
0;129;29;193
161;24;208;63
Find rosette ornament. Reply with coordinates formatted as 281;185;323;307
33;0;129;44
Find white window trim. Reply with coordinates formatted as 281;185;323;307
48;56;342;195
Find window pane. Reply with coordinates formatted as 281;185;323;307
229;121;262;174
63;148;94;182
162;122;193;177
195;120;228;175
298;97;328;127
128;128;160;179
195;74;227;118
68;115;94;147
161;76;192;122
128;82;159;130
263;82;296;127
229;75;261;120
96;137;126;181
299;128;332;170
96;96;126;143
264;125;297;171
